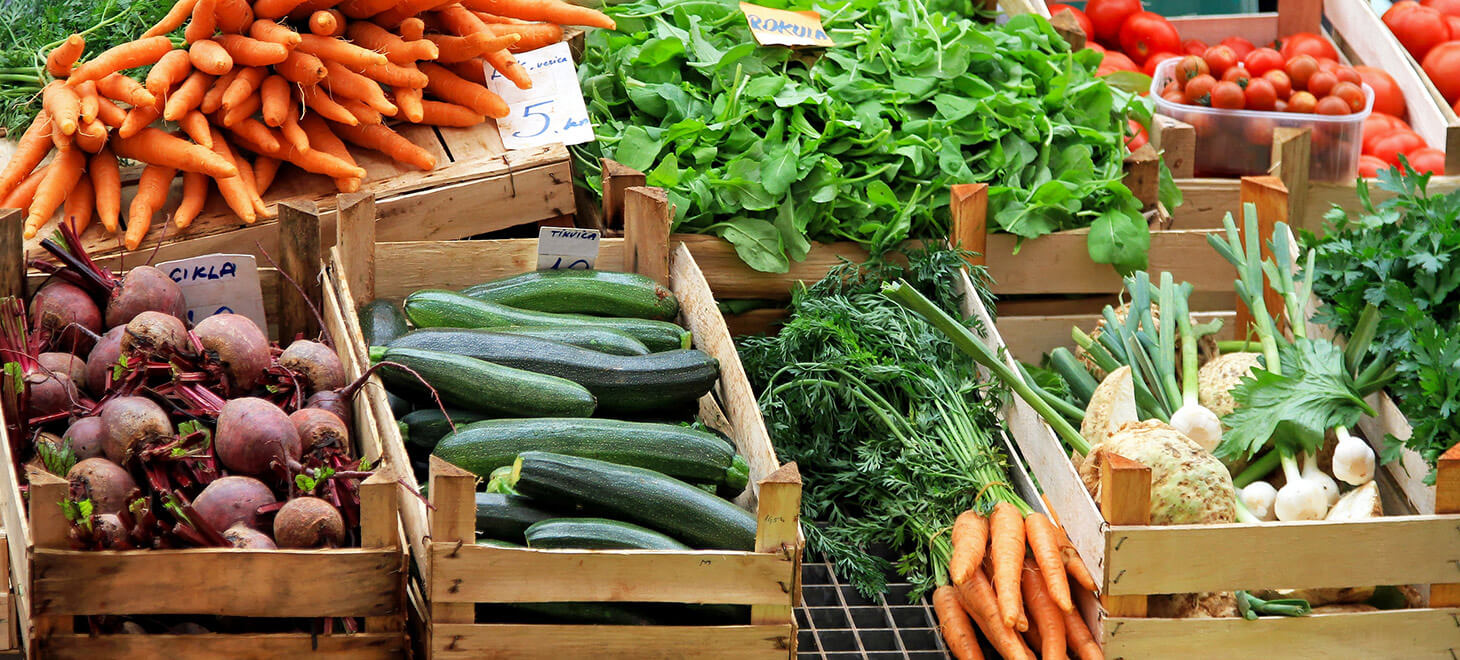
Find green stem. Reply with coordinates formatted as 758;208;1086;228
1217;339;1259;353
1017;362;1085;422
1233;449;1280;488
1233;494;1260;523
1175;284;1199;407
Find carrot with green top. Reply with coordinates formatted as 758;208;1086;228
260;75;291;127
254;0;309;20
954;567;1034;660
179;110;214;148
484;48;532;89
221;94;262;127
299;114;364;191
26;147;86;238
2;167;48;212
231;118;283;153
1020;558;1067;660
371;0;455;27
146;50;194;97
337;0;395;18
75;118;109;153
204;126;257;223
950;509;988;587
201;69;240;113
69;36;175;86
1063;602;1103;660
253;156;281;195
90;148;121;233
346;22;437;64
75;81;99;123
394;86;424;123
221;66;267;111
278;50;328;85
1024;512;1074;613
310;9;343;35
215;0;256;33
296;33;388;68
461;0;614;29
417;100;484;127
0;113;54;201
299;85;358;125
95;98;127;128
281;109;310;151
1043;495;1098;594
119;102;163;140
427;32;520;63
174;171;209;229
354;61;428;88
46;35;85;77
485;22;564;52
114;127;240;178
339;97;382;125
933;585;984;660
435;4;489;35
989;502;1026;631
321;60;397;115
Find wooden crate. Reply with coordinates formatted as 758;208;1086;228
326;190;803;659
0;203;407;658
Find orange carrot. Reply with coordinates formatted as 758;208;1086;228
260;75;291;127
472;11;527;23
398;16;425;39
204;126;257;223
75;118;109;153
1021;559;1067;660
97;73;156;107
238;129;364;183
354;60;428;88
62;175;94;235
253;156;281;195
43;82;81;136
461;0;614;29
164;70;215;121
421;62;508;118
229;139;272;218
232;118;283;153
95;97;128;128
485;22;564;53
989;502;1026;631
1;166;48;211
331;120;435;170
281;109;310;151
320;60;397;115
296;34;387;68
248;18;303;46
0;113;54;201
68;36;175;85
1063;603;1103;660
345;21;437;64
954;567;1034;660
253;0;309;20
394;86;424;122
75;81;100;123
371;0;454;27
484;48;532;90
114;127;239;178
221;66;267;111
278;50;328;85
214;34;287;66
1042;497;1098;595
215;0;257;33
26;146;86;238
416;100;485;126
1025;512;1075;614
337;0;395;18
435;4;489;35
90;148;121;232
950;510;989;588
174;171;209;229
339;97;383;125
427;32;520;63
126;163;176;249
119;102;163;140
298;85;358;125
146;49;194;97
201;69;240;113
186;0;217;43
189;39;235;75
221;93;263;127
448;59;489;86
179;110;214;147
309;9;343;35
933;585;984;660
285;0;341;20
142;0;201;38
46;34;86;78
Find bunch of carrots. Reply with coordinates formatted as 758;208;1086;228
0;0;613;250
933;499;1105;660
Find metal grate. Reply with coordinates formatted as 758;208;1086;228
795;559;952;660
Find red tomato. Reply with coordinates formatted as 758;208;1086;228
1371;130;1428;165
1127;119;1149;152
1246;117;1276;145
1285;55;1320;89
1047;3;1095;42
1243;48;1285;76
1202;45;1240;77
1333;67;1361;85
1424;0;1460;16
1288;90;1318;113
1174;55;1210;84
1143;52;1181;77
1407;147;1446;173
1264;69;1293;98
1363;114;1411;153
1315;95;1352;115
1162;90;1186;104
1353;66;1407;116
1099;50;1139;74
1317;57;1342;73
1244;77;1278;110
1331;81;1366;112
1184;74;1217;105
1120;12;1182;64
1183;38;1209;55
1307;71;1338;97
1220;36;1256;59
1384;1;1451;60
1444;14;1460;38
1086;41;1107;54
1223;67;1252;91
1358;154;1389;177
1211;80;1246;109
1162;80;1182;95
1423;41;1460;103
1085;0;1142;45
1279;32;1340;61
1275;99;1289;112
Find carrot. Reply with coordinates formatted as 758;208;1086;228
1024;512;1075;614
339;97;383;125
75;118;109;153
281;109;310;151
125;163;176;249
416;100;485;126
97;73;156;107
448;59;489;86
201;69;241;113
1063;603;1103;660
215;0;257;33
298;85;359;125
484;48;532;90
287;0;343;20
950;510;989;588
0;113;54;201
119;102;163;140
204;126;257;223
179;110;214;147
435;4;489;35
95;98;128;128
337;0;396;18
371;0;455;27
331;120;435;170
421;62;509;118
232;118;283;153
221;66;268;111
2;167;48;211
1021;559;1067;660
214;34;288;66
954;567;1034;660
278;50;328;85
114;127;239;178
461;0;614;29
75;81;100;123
484;22;563;53
174;171;210;229
253;0;309;20
90;148;121;232
354;61;428;88
69;36;175;85
253;156;281;195
46;34;86;78
309;9;343;35
165;70;215;121
473;11;524;23
43;82;81;136
249;18;303;46
229;139;272;218
427;32;520;63
396;16;424;40
62;175;95;235
145;49;193;98
186;0;218;43
394;86;424;122
189;39;235;75
345;22;438;64
933;585;984;660
320;60;397;115
238;127;364;183
26;146;86;238
1042;495;1098;595
142;0;201;38
989;502;1026;631
260;75;291;127
296;34;388;68
221;94;263;127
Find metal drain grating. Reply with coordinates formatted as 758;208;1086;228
795;559;954;660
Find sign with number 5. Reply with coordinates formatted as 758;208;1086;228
486;42;596;150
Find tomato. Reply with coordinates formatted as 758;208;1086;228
1220;36;1256;59
1444;14;1460;38
1353;66;1407;116
1127;119;1149;152
1183;38;1209;55
1330;81;1366;113
1118;12;1182;64
1244;77;1278;110
1162;90;1187;104
1202;45;1240;77
1333;67;1361;85
1285;55;1319;89
1383;1;1451;60
1358;154;1389;178
1424;0;1460;15
1241;48;1284;76
1210;80;1246;109
1317;57;1341;73
1174;55;1210;84
1245;117;1275;145
1314;95;1351;115
1085;0;1142;45
1307;71;1338;97
1161;80;1182;96
1407;147;1446;173
1279;32;1339;61
1363;113;1411;153
1143;52;1181;77
1086;41;1107;54
1047;3;1095;42
1099;50;1139;74
1275;99;1289;112
1263;70;1292;98
1287;90;1318;113
1422;41;1460;103
1371;130;1428;164
1184;73;1217;105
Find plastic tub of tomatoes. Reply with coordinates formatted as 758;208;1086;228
1150;54;1373;182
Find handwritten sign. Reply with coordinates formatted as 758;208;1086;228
156;254;268;330
537;226;601;270
486;41;595;150
740;2;834;47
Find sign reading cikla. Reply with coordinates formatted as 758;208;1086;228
537;226;602;270
156;254;268;331
485;41;596;150
740;2;835;47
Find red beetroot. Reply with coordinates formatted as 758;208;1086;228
193;313;271;392
62;416;106;460
92;513;130;549
273;496;345;548
223;523;277;549
100;396;172;465
39;352;87;385
120;311;188;357
25;370;77;419
192;475;277;532
104;266;187;329
279;340;345;395
84;326;125;395
31;281;102;353
305;390;352;429
290;408;349;455
216;397;302;476
67;457;138;515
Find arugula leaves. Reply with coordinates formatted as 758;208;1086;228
575;0;1176;272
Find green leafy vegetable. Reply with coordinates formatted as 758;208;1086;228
1218;338;1371;461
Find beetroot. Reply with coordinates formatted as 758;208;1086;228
62;416;106;460
31;280;102;352
25;370;77;419
279;340;345;395
290;408;348;455
92;513;130;549
100;396;171;465
273;496;345;548
39;352;87;385
120;311;188;357
193;313;271;392
223;523;277;549
67;458;138;515
192;476;276;533
216;397;302;475
305;390;352;429
105;265;187;329
84;326;125;395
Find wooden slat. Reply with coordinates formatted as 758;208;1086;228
600;159;645;232
1100;454;1150;617
30;466;71;640
40;632;405;660
1270;128;1311;233
1102;608;1460;659
277;201;322;342
1357;393;1436;516
426;457;476;625
751;463;803;625
678;234;869;300
625;187;671;286
1153;116;1195;180
1237;176;1286;334
0;209;22;301
1124;144;1161;209
0;420;33;653
1433;444;1460;607
371;239;629;300
984;229;1229;296
335;193;377;310
949;183;988;266
1277;0;1323;38
429;623;795;659
1167;14;1278;45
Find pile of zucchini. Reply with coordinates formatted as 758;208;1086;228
363;270;758;555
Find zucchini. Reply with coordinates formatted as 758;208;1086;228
359;299;409;346
388;329;719;413
403;290;690;352
524;517;690;550
475;492;554;542
434;418;750;489
386;392;413;418
371;347;596;418
489;325;649;356
399;408;492;455
463;270;679;320
511;452;757;550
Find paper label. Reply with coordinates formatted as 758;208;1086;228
156;254;268;330
536;226;601;270
486;41;595;150
740;2;835;47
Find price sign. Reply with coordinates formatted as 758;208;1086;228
740;2;835;47
156;254;268;330
486;41;595;150
537;226;601;271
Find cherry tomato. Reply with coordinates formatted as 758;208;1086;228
1423;0;1460;16
1275;99;1289;112
1202;45;1240;77
1317;57;1342;73
1086;41;1107;54
1330;81;1367;112
1363;113;1411;153
1314;95;1351;115
1423;41;1460;104
1242;48;1284;76
1143;52;1182;77
1223;67;1252;87
1162;90;1187;104
1407;147;1446;173
1307;71;1338;97
1184;73;1217;105
1183;38;1209;55
1358;154;1389;178
1118;12;1182;64
1220;36;1256;59
1244;77;1278;110
1246;117;1275;145
1098;50;1139;74
1384;1;1451;60
1287;90;1318;113
1047;3;1095;42
1127;119;1149;152
1174;55;1210;85
1263;69;1292;98
1085;0;1142;45
1162;80;1182;96
1210;80;1246;109
1354;66;1407;116
1333;67;1362;85
1285;55;1320;89
1279;32;1340;61
1445;14;1460;38
1371;130;1427;164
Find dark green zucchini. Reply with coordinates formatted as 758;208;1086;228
399;408;492;455
524;518;690;550
462;270;678;320
371;347;596;417
475;492;554;542
489;325;649;356
360;299;409;345
402;290;689;352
